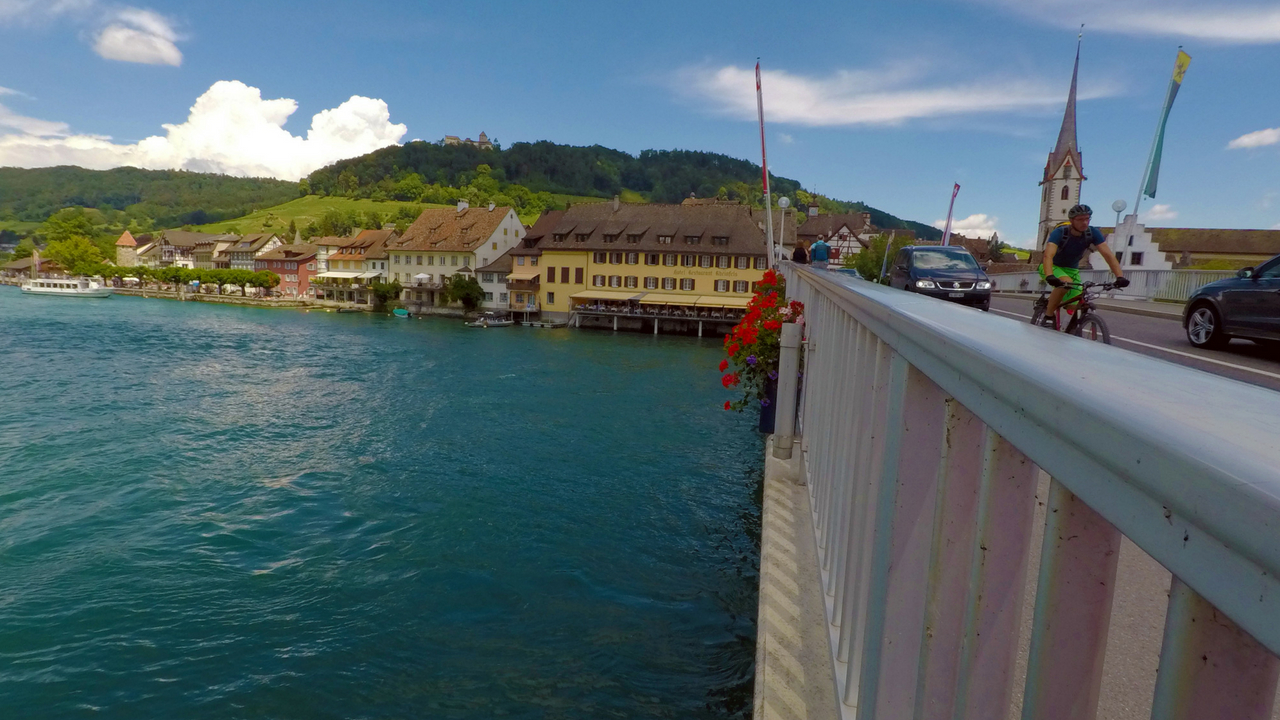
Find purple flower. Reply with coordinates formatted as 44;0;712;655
760;397;771;407
746;355;758;365
768;370;778;380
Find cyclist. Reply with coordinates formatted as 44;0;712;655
1040;204;1128;329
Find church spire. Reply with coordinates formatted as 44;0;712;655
1043;32;1085;184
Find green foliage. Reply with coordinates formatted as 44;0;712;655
88;265;283;293
13;237;36;260
369;280;403;306
40;207;98;243
0;166;296;228
188;196;437;236
442;273;485;311
302;140;942;240
42;235;104;273
853;234;915;284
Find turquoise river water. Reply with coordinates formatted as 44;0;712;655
0;288;762;719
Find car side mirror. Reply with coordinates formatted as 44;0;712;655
1237;267;1255;279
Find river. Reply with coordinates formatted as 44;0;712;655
0;288;762;719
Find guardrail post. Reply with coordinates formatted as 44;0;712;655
1150;577;1280;720
1020;479;1121;720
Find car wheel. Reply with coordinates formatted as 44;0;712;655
1186;304;1227;349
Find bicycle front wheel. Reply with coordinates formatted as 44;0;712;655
1074;314;1111;344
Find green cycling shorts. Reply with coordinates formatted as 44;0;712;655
1038;264;1082;305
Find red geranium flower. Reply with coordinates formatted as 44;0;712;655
763;319;781;331
724;401;732;410
719;359;728;372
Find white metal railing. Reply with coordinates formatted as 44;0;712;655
777;264;1280;720
989;268;1236;303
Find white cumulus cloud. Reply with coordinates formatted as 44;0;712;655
933;213;1000;240
93;7;181;66
979;0;1280;44
675;63;1117;127
1228;127;1280;149
1145;204;1178;221
0;80;408;181
0;1;183;64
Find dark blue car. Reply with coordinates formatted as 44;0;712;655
1183;253;1280;349
887;246;992;311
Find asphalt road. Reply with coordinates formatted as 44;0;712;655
990;295;1280;393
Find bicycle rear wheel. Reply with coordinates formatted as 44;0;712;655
1074;314;1111;344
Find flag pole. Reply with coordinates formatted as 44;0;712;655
941;183;960;246
1135;46;1191;220
756;59;776;268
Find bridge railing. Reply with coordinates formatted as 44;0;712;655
988;268;1236;303
779;264;1280;720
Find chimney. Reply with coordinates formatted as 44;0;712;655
457;200;469;212
487;202;495;211
612;195;620;211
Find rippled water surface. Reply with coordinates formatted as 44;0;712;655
0;289;762;719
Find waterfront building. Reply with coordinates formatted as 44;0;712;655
312;230;399;304
387;202;524;309
505;211;555;318
255;243;319;298
534;199;771;323
1037;44;1085;250
477;249;514;311
115;231;138;267
225;233;282;270
2;256;65;278
192;235;238;269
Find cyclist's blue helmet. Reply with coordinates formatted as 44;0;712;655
1068;204;1092;219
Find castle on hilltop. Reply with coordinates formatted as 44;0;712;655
443;132;494;151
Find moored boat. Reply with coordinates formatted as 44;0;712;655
465;312;514;328
20;276;113;298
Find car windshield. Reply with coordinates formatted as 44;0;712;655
913;250;979;271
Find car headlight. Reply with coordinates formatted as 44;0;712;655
976;281;991;290
915;279;936;289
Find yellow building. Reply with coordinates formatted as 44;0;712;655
521;201;776;329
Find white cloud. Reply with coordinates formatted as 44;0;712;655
675;63;1117;127
1228;127;1280;149
982;0;1280;44
778;132;794;144
0;102;69;136
93;8;181;66
1145;204;1178;221
933;213;999;240
0;1;182;64
0;80;407;181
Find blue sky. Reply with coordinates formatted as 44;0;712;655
2;0;1279;246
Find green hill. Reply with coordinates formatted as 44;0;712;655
306;140;942;240
190;196;450;236
0;166;297;230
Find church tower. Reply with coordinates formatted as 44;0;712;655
1037;41;1086;250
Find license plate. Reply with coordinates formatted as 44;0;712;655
948;292;964;298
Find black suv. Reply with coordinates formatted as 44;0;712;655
887;246;992;311
1183;253;1280;349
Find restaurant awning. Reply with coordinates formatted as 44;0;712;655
694;295;752;308
315;271;362;279
508;269;541;281
637;293;695;305
357;271;381;279
570;290;642;302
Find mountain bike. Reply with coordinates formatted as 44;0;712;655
1030;281;1120;344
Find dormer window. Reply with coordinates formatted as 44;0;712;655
626;234;641;243
684;236;701;245
552;234;566;243
603;234;618;243
712;236;729;246
575;233;589;242
657;236;672;244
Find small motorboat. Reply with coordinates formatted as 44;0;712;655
392;308;409;318
465;312;514;328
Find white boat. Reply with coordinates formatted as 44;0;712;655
20;276;113;298
465;312;514;328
